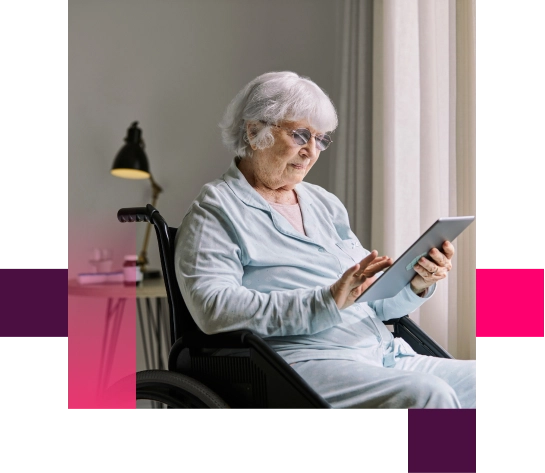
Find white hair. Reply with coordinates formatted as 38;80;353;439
219;71;338;158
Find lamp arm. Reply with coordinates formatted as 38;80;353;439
149;174;163;198
138;174;163;270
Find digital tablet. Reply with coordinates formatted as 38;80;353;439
355;216;475;303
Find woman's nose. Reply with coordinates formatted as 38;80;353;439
301;136;318;157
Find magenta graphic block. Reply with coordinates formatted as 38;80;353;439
477;269;544;337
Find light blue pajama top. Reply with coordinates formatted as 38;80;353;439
175;158;435;367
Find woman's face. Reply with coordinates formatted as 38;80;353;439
248;119;322;191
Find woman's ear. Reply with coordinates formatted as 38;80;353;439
246;122;259;150
246;121;258;139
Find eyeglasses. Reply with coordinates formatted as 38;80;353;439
261;121;333;151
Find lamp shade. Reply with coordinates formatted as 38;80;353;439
111;122;151;179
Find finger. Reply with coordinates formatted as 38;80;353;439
358;250;379;270
353;256;378;278
332;263;362;300
429;248;448;267
358;253;393;279
418;257;439;274
415;263;448;280
442;241;455;260
364;256;389;270
414;263;439;281
344;263;361;281
365;257;393;276
354;255;391;281
426;248;452;273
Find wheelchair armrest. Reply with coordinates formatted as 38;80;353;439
180;329;253;349
383;315;453;359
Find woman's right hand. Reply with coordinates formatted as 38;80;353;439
330;250;393;310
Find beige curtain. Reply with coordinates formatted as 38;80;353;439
332;0;475;359
333;0;374;248
453;0;476;360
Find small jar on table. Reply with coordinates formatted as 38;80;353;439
123;255;142;286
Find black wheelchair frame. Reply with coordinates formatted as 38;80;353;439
118;204;452;408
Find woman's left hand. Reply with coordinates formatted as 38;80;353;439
410;241;455;295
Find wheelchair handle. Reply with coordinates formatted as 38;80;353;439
117;205;158;223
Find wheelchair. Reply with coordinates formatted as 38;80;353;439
117;204;453;408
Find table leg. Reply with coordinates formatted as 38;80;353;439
97;297;126;398
137;299;152;370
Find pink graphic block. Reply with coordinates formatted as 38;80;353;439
477;269;544;337
69;293;136;408
68;223;137;408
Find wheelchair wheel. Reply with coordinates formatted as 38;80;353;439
136;370;229;408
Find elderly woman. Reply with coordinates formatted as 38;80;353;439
175;71;475;408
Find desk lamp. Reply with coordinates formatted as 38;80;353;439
111;121;162;279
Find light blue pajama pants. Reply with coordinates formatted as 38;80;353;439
291;355;476;408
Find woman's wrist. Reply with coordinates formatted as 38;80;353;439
410;284;428;298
